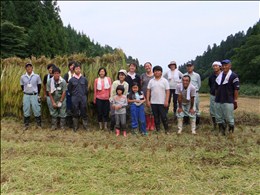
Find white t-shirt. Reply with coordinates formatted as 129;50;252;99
176;84;196;104
147;77;170;104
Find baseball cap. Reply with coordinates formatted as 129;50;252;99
221;59;231;64
186;62;193;66
212;61;222;67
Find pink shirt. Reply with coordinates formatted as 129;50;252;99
94;77;112;101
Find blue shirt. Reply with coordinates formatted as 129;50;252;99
215;72;239;103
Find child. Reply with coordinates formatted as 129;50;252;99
127;82;147;135
112;85;128;136
147;65;170;134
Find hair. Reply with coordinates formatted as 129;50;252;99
129;62;138;70
47;63;56;70
52;67;61;74
116;85;125;94
153;65;163;73
73;62;81;70
131;82;142;95
182;75;191;82
98;67;107;77
68;61;75;69
144;62;152;67
117;72;126;80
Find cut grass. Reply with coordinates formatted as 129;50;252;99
1;117;260;194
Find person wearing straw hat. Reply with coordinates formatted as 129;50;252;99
215;59;239;135
208;61;222;133
20;63;42;130
164;60;183;117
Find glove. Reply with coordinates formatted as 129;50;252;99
234;101;238;110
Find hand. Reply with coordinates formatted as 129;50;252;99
93;100;96;104
178;108;183;113
52;102;58;108
234;101;238;110
164;101;168;108
189;108;195;115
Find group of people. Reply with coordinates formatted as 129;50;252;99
20;59;239;136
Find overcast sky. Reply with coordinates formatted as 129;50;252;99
58;1;259;71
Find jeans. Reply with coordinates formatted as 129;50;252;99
130;104;146;133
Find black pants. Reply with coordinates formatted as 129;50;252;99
167;89;178;113
71;96;87;120
151;104;168;131
96;98;110;122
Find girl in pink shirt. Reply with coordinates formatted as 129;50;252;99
94;67;112;130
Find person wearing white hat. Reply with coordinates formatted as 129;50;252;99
164;60;183;117
208;61;222;133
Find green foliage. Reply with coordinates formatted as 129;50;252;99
239;84;260;96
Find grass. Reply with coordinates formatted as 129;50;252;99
1;89;260;194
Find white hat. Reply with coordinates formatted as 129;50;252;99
212;61;222;67
118;69;127;76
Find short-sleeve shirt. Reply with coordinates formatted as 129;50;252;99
176;84;196;105
47;78;67;101
140;73;154;97
20;73;42;94
147;77;170;104
184;71;201;91
215;72;239;103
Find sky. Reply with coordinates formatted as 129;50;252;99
58;1;259;71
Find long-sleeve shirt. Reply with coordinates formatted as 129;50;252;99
110;80;129;98
164;70;183;89
112;95;128;114
68;76;88;97
208;73;218;96
94;77;111;100
184;71;201;91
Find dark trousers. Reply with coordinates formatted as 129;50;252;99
71;96;87;120
151;104;168;131
96;98;110;122
167;89;178;113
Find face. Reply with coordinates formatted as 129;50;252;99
69;64;74;71
222;63;231;73
212;65;221;73
53;72;60;80
144;63;152;73
119;73;126;81
99;69;106;78
186;65;194;73
48;67;53;74
169;64;176;70
154;70;162;78
74;67;81;75
117;89;123;95
132;85;138;93
182;76;190;88
26;66;33;74
129;64;136;72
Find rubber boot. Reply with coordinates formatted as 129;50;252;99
116;129;120;136
82;119;88;130
99;122;103;130
145;115;151;131
23;116;30;130
212;117;217;131
196;116;200;125
60;118;66;130
104;122;108;130
73;118;79;132
123;131;127;137
218;123;226;136
177;118;183;134
51;117;57;130
150;116;155;131
35;116;42;129
228;125;234;133
191;119;197;135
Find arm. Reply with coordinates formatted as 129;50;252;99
21;85;24;91
37;84;41;94
233;90;238;110
189;96;195;115
93;79;97;104
146;88;151;107
164;89;170;107
177;93;183;113
48;91;57;108
197;74;201;90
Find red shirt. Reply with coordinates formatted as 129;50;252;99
94;77;112;101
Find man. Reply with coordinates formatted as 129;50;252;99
125;62;141;92
184;62;201;125
147;65;170;134
208;61;222;132
215;59;239;135
68;62;88;132
140;62;155;131
63;61;75;128
176;75;197;135
164;60;183;116
20;63;42;130
47;67;67;130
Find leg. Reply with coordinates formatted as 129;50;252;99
158;105;168;133
173;89;178;115
195;92;200;125
223;103;235;133
176;104;185;134
120;114;127;137
138;105;147;134
166;89;173;113
115;114;121;136
23;95;31;129
31;95;41;127
130;104;138;134
96;98;103;122
66;91;73;128
80;96;88;130
71;97;80;132
210;95;217;130
151;104;160;132
103;100;110;129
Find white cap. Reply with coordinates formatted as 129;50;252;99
212;61;222;67
118;69;127;76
